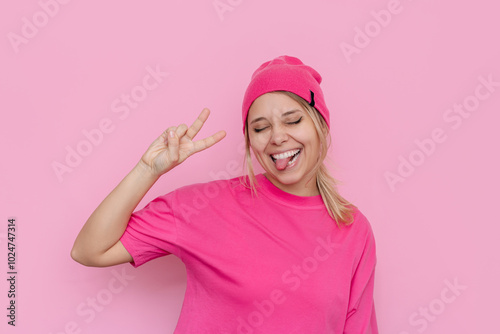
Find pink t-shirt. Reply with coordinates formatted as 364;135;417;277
120;174;378;333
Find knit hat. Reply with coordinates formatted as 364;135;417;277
242;55;330;133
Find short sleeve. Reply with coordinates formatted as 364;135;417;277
119;192;180;267
344;215;378;333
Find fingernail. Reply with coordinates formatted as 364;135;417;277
169;130;175;138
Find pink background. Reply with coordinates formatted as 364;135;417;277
1;0;499;333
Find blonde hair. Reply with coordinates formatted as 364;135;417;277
241;91;355;226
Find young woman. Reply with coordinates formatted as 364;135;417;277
71;55;378;333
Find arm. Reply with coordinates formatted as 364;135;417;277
70;161;159;267
344;221;378;333
70;108;226;267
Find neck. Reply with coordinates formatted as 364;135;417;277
263;173;320;197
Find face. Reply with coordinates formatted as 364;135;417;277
247;92;322;196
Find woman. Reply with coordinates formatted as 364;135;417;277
71;55;378;333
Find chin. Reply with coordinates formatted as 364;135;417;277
265;165;304;185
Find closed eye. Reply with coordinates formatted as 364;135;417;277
288;117;302;125
254;127;268;133
254;117;302;132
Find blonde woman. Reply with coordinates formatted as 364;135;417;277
71;55;378;333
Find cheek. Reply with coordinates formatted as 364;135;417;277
250;146;270;167
297;123;320;146
307;137;321;153
248;134;270;153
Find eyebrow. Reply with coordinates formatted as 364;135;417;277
249;109;302;124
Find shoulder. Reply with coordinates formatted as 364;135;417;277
167;175;251;201
351;207;373;230
337;206;377;271
344;206;376;245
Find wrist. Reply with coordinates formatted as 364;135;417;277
135;160;161;182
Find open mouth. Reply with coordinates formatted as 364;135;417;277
270;149;301;170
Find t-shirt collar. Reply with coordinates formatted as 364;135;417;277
255;173;325;208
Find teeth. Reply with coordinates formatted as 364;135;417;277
271;149;300;160
287;150;300;165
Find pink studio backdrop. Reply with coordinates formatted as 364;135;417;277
1;0;499;333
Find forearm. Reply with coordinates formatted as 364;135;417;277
71;161;160;262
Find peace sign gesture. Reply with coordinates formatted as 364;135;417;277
140;108;226;177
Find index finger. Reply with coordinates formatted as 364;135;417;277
185;108;211;140
192;130;227;154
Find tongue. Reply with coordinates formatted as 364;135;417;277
275;156;293;170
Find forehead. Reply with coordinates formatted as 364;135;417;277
248;92;304;119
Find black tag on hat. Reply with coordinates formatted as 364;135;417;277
309;90;315;107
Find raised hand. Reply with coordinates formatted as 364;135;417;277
140;108;226;177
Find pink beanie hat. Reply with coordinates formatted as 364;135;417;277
242;55;330;133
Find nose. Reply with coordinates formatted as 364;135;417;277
270;124;288;145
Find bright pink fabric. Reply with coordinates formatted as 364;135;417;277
120;174;378;333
